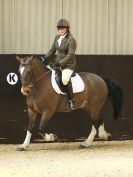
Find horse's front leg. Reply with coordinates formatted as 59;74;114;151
37;109;55;141
17;108;37;151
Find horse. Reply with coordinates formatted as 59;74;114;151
16;55;123;151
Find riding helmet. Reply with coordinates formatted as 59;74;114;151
57;18;70;28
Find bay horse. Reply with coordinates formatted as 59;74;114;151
16;55;123;151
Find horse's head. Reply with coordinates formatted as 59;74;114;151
16;55;34;95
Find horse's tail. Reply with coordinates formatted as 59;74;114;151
102;76;123;120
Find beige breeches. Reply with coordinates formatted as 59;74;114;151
62;69;73;85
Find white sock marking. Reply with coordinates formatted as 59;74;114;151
98;123;111;140
22;131;32;149
44;133;55;141
81;125;97;147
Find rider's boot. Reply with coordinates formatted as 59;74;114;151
65;80;75;110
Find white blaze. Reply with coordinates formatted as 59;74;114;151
20;66;25;75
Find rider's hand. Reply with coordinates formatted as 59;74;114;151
41;56;46;63
50;62;61;68
54;62;61;67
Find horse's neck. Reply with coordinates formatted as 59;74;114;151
33;60;49;79
32;60;51;94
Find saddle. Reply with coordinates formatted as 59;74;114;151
51;69;85;94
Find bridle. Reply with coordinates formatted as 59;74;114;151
20;61;52;90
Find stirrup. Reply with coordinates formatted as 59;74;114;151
68;100;75;110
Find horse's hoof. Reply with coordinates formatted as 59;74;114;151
16;147;26;151
79;144;88;149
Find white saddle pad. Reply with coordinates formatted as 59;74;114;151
51;70;85;94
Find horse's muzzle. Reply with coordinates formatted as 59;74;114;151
21;85;31;95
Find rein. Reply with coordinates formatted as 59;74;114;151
33;69;51;84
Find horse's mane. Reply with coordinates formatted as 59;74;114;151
33;56;50;72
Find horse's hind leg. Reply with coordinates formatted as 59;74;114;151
98;123;111;140
80;124;97;148
80;114;110;148
80;117;101;148
17;108;37;151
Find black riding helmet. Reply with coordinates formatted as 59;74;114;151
57;18;70;28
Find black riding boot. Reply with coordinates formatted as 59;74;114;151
65;80;75;110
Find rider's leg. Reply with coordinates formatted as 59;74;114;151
62;69;75;109
62;69;73;85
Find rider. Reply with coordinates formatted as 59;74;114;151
43;18;77;109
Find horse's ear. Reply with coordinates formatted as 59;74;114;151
30;55;33;60
16;55;21;62
27;55;33;63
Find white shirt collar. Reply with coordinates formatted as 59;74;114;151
58;33;67;46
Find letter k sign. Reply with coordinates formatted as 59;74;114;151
7;73;18;85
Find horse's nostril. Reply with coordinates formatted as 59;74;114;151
25;91;29;95
21;85;31;96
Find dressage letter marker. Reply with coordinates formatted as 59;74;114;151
7;73;18;85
